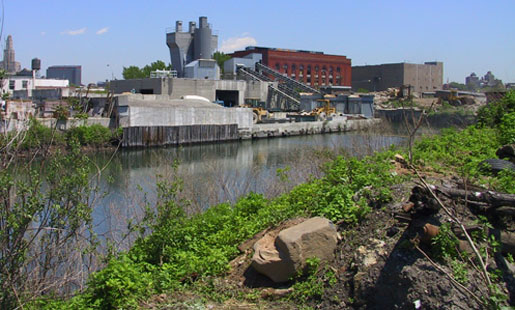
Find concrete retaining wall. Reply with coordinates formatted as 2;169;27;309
123;106;253;130
246;118;381;139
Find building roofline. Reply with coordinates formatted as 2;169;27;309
47;65;82;69
352;61;442;68
230;46;351;59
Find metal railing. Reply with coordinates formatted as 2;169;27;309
238;67;300;110
255;63;320;94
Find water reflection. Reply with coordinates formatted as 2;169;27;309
89;132;405;245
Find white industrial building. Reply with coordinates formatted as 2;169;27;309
2;75;70;98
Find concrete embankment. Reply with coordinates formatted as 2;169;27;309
241;118;381;139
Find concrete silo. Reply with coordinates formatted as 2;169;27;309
166;16;218;78
193;16;213;60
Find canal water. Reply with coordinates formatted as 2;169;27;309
89;131;405;244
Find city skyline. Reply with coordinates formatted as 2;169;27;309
3;0;514;84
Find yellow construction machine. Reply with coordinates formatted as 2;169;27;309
251;106;269;123
243;104;269;123
310;99;336;120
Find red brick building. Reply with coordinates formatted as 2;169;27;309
230;46;351;88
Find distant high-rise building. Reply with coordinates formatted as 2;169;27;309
46;65;82;85
166;16;218;77
465;72;480;89
0;35;21;74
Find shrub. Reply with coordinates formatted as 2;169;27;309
413;126;499;177
499;112;515;145
53;104;69;121
67;124;112;146
21;119;64;149
85;255;154;310
477;90;515;127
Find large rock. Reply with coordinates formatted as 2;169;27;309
251;217;340;282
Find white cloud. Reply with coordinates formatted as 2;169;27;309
61;27;87;36
96;27;109;35
219;35;257;53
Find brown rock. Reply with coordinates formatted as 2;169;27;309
251;217;341;283
420;223;439;243
403;202;415;212
251;232;295;283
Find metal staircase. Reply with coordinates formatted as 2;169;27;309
255;62;320;94
238;66;301;111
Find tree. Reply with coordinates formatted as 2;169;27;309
122;66;145;80
213;51;231;73
142;60;172;78
448;82;467;91
122;61;172;80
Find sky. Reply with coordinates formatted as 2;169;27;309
3;0;514;85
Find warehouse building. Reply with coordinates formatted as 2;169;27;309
229;46;352;88
352;62;443;93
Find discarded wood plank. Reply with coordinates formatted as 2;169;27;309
434;186;515;208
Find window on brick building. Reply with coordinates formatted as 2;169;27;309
307;65;311;75
299;64;304;75
275;63;280;71
336;67;341;73
283;64;288;73
314;65;319;72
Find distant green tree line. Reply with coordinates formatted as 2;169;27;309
122;60;172;79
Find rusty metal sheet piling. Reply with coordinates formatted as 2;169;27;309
122;124;239;147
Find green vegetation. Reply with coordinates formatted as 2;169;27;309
10;91;515;309
3;119;120;150
499;112;515;145
0;142;97;309
32;144;400;309
477;90;515;127
448;82;468;91
213;51;231;73
122;60;172;79
289;257;337;303
66;124;115;145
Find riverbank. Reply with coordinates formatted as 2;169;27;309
0;119;121;159
34;117;514;309
7;91;515;309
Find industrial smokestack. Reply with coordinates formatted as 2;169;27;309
189;22;196;33
175;21;183;32
199;16;208;28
